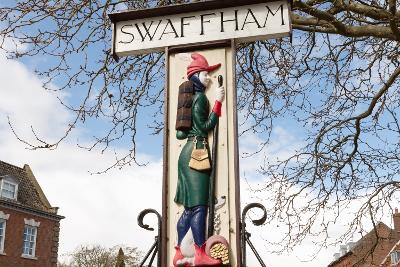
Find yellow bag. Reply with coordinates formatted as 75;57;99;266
189;138;211;171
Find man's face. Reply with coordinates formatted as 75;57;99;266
198;71;211;87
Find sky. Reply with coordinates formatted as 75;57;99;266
0;29;397;267
0;42;342;266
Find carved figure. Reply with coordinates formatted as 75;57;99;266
173;53;225;266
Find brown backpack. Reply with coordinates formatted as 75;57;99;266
175;81;194;131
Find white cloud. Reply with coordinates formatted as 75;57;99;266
0;49;162;259
238;126;337;266
241;176;361;267
0;54;71;141
1;42;395;267
239;117;304;182
0;51;336;266
237;125;398;267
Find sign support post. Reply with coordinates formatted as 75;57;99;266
162;46;170;267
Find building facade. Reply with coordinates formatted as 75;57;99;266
328;210;400;267
0;160;64;267
380;240;400;267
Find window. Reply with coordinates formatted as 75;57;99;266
22;219;40;259
0;220;6;253
0;175;18;200
22;225;37;257
391;251;400;265
0;211;9;254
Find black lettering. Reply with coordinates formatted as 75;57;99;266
200;13;216;35
263;4;285;27
220;10;239;32
119;24;134;44
241;9;262;30
159;19;179;40
135;20;162;42
181;16;195;37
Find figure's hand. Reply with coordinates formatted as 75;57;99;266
215;86;225;102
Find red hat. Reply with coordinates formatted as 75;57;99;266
187;53;221;78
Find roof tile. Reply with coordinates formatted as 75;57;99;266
0;160;55;213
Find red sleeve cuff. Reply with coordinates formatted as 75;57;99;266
212;101;222;117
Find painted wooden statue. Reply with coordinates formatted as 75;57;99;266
173;53;225;266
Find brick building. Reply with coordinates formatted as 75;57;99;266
328;210;400;267
0;160;64;267
380;240;400;267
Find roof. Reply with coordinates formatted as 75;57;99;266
0;160;58;214
328;222;400;267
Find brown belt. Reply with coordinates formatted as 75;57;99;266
187;136;207;141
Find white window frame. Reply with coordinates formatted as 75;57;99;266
0;211;9;255
21;219;40;259
0;219;6;254
391;251;400;265
0;179;18;200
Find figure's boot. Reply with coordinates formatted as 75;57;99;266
194;244;221;266
173;246;185;267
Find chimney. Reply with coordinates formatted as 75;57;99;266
347;242;355;251
340;245;347;256
333;253;341;260
393;208;400;232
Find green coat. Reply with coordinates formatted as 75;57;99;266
174;92;219;208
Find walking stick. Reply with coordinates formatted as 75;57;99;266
207;75;223;238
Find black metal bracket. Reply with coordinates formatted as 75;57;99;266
241;203;267;267
138;204;267;267
138;209;162;267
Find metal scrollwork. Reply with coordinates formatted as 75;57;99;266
241;203;267;267
137;209;162;267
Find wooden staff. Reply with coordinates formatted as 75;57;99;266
208;75;223;238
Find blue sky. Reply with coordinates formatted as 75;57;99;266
0;7;399;267
0;37;348;266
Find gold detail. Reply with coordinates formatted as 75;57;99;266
209;243;230;265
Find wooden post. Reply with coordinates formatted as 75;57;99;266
161;46;170;267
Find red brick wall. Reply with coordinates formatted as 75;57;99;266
0;207;58;267
382;259;400;267
331;241;398;267
394;209;400;232
331;254;357;267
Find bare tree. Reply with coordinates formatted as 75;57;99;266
58;245;141;267
1;0;400;258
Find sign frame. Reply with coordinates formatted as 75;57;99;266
108;0;292;60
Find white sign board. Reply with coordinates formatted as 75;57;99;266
112;1;290;56
167;47;240;266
